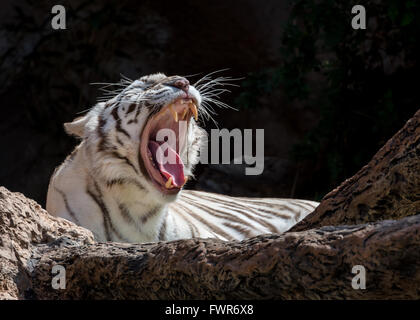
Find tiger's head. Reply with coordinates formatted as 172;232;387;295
64;73;212;204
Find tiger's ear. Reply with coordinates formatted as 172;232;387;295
64;115;88;138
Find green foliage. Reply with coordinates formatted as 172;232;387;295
236;0;420;198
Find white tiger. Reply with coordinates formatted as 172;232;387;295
46;73;319;242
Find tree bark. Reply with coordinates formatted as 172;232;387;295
0;109;419;300
290;109;420;232
28;215;420;299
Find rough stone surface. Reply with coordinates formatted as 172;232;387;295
28;215;420;299
0;187;94;299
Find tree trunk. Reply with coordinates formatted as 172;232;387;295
0;109;419;300
290;109;420;232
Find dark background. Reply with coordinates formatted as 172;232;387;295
0;0;419;206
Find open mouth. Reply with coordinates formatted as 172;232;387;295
140;98;198;194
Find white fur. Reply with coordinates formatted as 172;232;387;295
47;73;319;243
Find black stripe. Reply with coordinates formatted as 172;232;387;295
134;103;141;119
218;202;279;233
86;187;111;241
185;193;279;233
216;195;296;219
237;198;299;213
86;180;127;242
198;192;274;219
176;203;233;241
97;109;108;152
223;222;253;238
141;206;160;224
116;136;124;147
181;196;260;231
200;192;280;209
111;151;140;175
294;201;318;212
137;142;149;179
171;206;199;238
127;118;138;124
126;104;141;124
111;107;131;139
287;201;314;220
106;177;145;190
96;110;139;176
54;187;81;225
104;100;115;109
118;203;135;225
115;91;125;107
125;103;137;115
247;206;292;220
153;88;170;99
205;193;280;231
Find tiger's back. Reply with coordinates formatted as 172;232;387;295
166;190;318;241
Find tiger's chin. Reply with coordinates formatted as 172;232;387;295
140;97;198;196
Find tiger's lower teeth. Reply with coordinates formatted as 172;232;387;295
165;177;173;189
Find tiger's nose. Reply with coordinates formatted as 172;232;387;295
173;78;190;93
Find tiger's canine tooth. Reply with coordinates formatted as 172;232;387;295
189;103;198;121
181;108;188;120
165;176;173;189
168;104;178;122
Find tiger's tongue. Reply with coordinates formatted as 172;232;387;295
148;140;185;187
